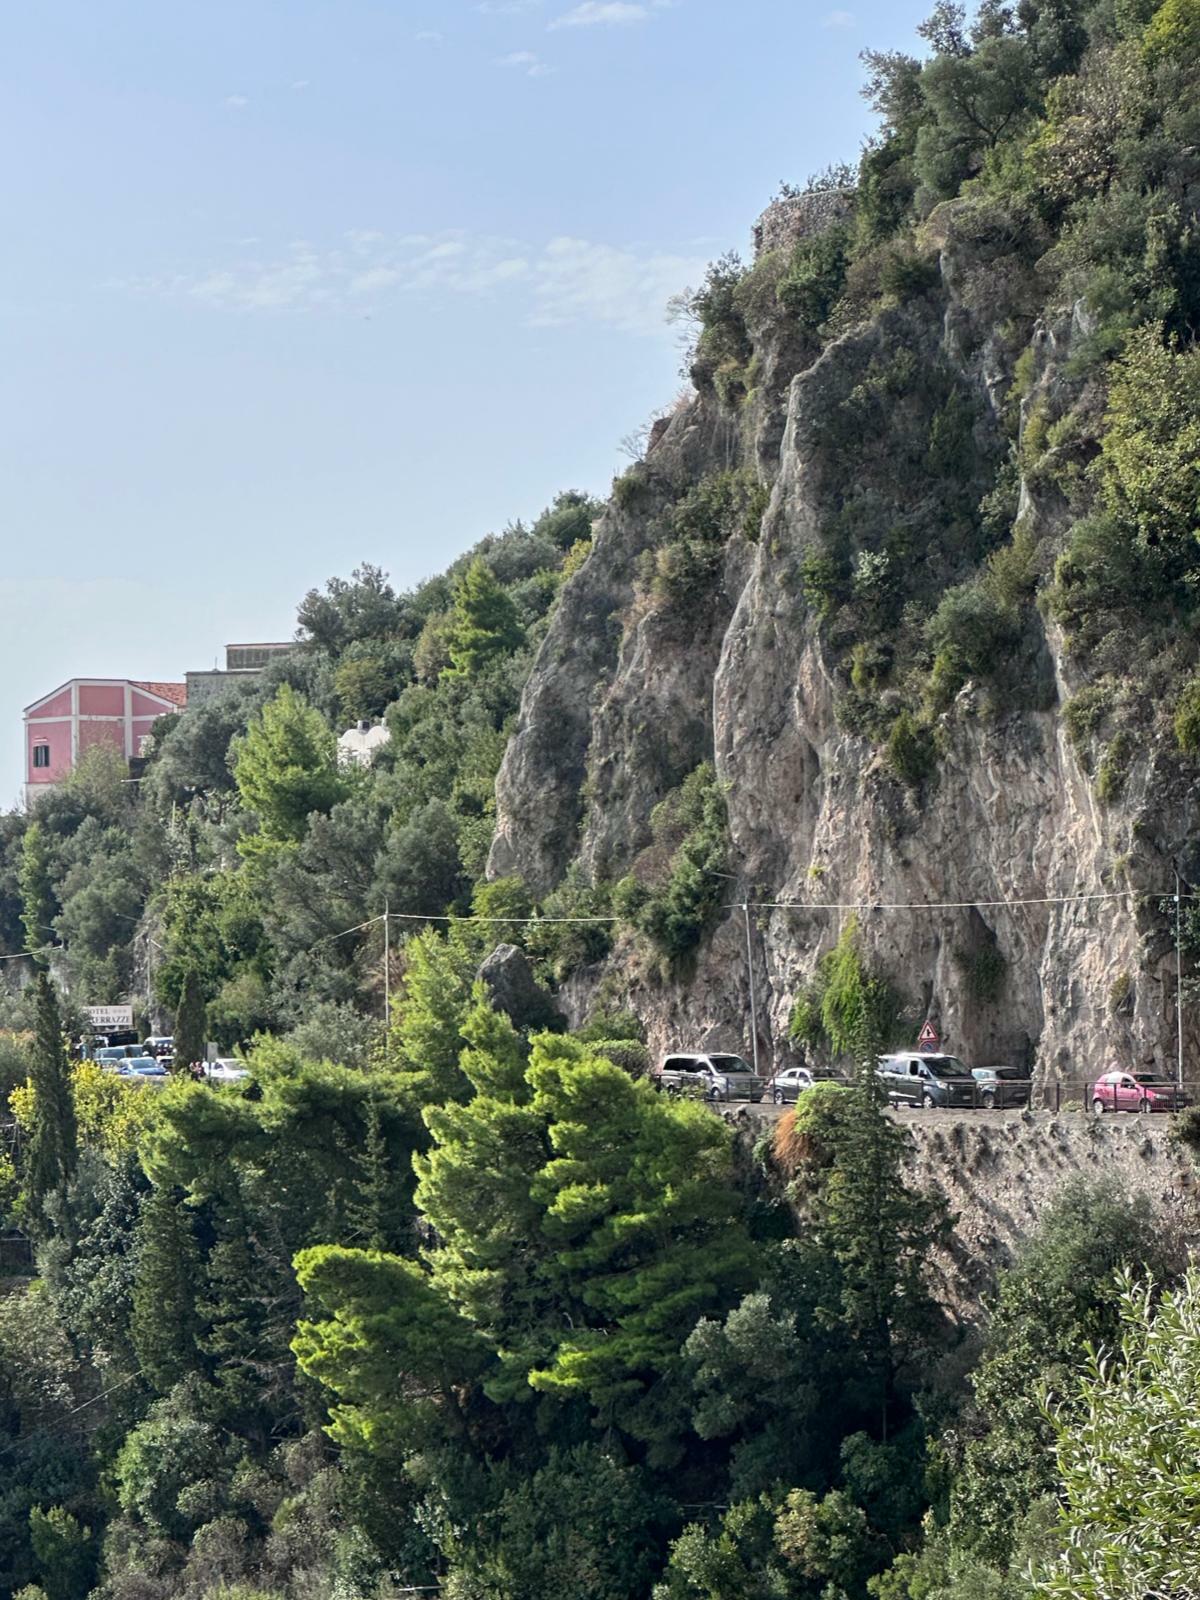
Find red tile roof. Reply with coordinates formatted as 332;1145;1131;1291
133;681;188;707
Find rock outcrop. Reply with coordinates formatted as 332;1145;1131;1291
488;204;1200;1085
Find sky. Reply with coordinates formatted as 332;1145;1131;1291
1;0;931;807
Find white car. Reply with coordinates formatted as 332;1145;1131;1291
770;1066;816;1106
205;1058;249;1083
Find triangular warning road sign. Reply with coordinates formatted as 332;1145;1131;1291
917;1021;940;1049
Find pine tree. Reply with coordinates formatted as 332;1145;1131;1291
232;683;346;845
18;823;55;966
346;1095;392;1252
23;974;78;1225
174;966;208;1073
444;558;524;678
801;923;947;1438
130;1186;203;1392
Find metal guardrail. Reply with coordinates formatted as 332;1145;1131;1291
752;1077;1200;1114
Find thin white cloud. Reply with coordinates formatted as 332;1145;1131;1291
119;230;706;338
291;78;310;89
549;1;648;26
823;9;856;26
414;30;444;41
498;48;555;75
224;94;249;109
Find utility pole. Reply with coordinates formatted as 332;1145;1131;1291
383;900;390;1025
743;901;760;1078
1176;872;1185;1087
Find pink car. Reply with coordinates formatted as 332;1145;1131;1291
1091;1070;1188;1114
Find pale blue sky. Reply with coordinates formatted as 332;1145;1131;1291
2;0;929;806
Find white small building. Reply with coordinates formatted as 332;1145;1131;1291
338;720;391;769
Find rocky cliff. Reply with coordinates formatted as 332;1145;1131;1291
489;194;1200;1085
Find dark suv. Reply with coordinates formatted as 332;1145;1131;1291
971;1066;1032;1109
877;1053;978;1109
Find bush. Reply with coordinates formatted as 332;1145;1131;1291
588;1039;651;1078
925;581;1016;683
623;765;729;964
1063;681;1117;750
1174;676;1200;753
884;710;937;788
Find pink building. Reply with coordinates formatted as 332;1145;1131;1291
24;678;188;803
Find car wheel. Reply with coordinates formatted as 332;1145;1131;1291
1139;1097;1151;1114
1092;1097;1105;1114
773;1088;785;1106
921;1092;937;1110
707;1086;724;1102
981;1091;996;1111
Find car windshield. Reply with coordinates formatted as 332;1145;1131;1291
709;1055;753;1073
925;1056;969;1079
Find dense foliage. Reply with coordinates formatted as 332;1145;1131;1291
1;0;1199;1594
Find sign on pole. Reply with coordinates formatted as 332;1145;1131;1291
917;1020;940;1051
84;1005;134;1032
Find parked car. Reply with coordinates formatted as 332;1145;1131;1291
877;1053;978;1109
769;1066;816;1105
94;1045;137;1065
656;1053;765;1102
970;1066;1032;1110
142;1036;174;1058
206;1059;249;1083
120;1058;168;1079
1091;1070;1188;1114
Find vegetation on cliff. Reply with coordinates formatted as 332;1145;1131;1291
1;0;1200;1594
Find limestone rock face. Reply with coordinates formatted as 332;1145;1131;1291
477;943;564;1033
487;220;1200;1084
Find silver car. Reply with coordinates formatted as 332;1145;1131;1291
656;1053;765;1103
769;1066;816;1106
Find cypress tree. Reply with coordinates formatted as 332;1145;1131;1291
23;973;78;1224
19;822;55;966
130;1185;203;1392
174;967;208;1074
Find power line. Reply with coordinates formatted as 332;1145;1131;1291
754;888;1153;913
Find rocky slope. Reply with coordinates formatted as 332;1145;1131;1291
489;195;1200;1084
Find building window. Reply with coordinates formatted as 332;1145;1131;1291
32;744;50;769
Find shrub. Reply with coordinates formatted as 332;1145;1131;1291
925;581;1018;688
1097;729;1135;802
1174;676;1200;753
788;986;824;1049
801;551;846;621
777;223;852;331
525;870;613;985
884;710;937;788
624;765;729;964
588;1039;651;1078
1063;681;1116;750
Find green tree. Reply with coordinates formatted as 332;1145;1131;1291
1099;325;1200;585
173;966;208;1073
949;1181;1177;1566
1035;1268;1200;1598
18;825;55;967
387;927;476;1101
22;976;78;1227
130;1186;203;1392
444;559;525;679
28;1506;94;1600
233;685;347;847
